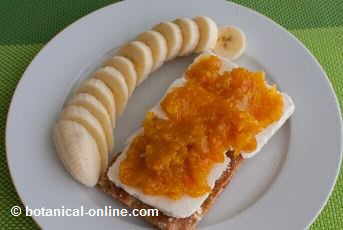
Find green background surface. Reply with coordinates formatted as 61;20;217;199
0;0;342;229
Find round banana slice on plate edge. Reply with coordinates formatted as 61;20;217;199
214;25;246;60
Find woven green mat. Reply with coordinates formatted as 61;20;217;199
0;0;342;229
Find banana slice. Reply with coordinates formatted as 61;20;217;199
53;120;101;187
118;41;153;84
152;21;183;61
193;16;218;52
105;56;137;96
174;18;200;56
94;67;129;116
77;78;116;127
67;93;114;152
136;30;168;71
60;105;108;174
214;26;246;60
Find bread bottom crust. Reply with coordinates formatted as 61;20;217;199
98;152;244;230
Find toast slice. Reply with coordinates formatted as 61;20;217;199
98;151;243;230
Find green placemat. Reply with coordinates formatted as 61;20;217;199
0;0;342;229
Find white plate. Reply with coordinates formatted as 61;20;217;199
6;0;342;229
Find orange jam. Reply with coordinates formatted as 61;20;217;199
119;55;284;199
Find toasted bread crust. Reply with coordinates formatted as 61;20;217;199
98;152;244;230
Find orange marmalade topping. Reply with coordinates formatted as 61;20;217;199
119;55;284;199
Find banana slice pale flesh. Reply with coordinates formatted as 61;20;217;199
152;21;183;61
60;105;108;174
67;93;114;153
136;30;168;71
77;78;116;127
94;67;129;117
118;41;153;84
53;120;101;187
194;16;218;52
104;56;137;96
214;26;246;60
174;18;200;56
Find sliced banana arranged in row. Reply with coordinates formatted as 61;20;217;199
94;67;129;116
136;30;168;71
77;78;116;126
153;21;183;61
67;93;114;155
174;18;200;56
54;16;247;187
118;41;153;84
105;56;137;96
